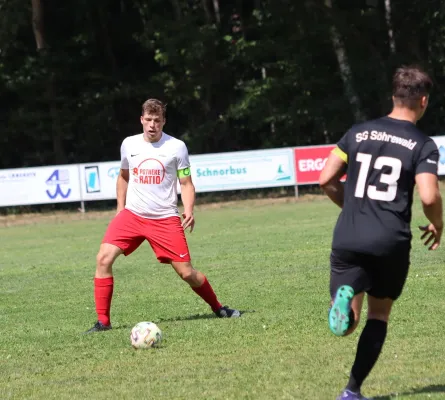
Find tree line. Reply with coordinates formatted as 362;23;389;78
1;0;444;169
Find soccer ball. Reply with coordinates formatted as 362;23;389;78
130;321;162;349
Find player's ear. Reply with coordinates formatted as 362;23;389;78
420;95;429;109
140;115;144;124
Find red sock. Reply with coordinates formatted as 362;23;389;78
94;277;114;326
192;277;222;312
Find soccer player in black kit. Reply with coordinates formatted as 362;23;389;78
319;65;443;400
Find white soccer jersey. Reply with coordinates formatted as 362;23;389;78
120;132;190;218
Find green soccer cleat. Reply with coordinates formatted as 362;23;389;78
329;285;355;336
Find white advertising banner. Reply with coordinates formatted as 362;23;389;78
431;136;445;176
1;138;444;208
0;165;81;207
188;148;295;192
79;148;296;199
79;161;121;201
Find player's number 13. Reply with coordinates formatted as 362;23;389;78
354;152;402;201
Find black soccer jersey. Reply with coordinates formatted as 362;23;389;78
332;116;439;256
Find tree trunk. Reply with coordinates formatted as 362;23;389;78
31;0;67;164
384;0;396;54
212;0;221;24
325;0;367;122
95;4;119;76
201;0;212;23
261;67;275;134
31;0;46;49
47;74;66;164
171;0;181;21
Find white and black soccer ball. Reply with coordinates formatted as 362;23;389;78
130;321;162;349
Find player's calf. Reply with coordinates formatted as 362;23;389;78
329;285;355;336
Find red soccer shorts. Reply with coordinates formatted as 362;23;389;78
102;209;191;263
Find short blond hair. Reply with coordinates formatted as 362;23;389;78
141;99;166;118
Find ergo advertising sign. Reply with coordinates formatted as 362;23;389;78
294;145;337;184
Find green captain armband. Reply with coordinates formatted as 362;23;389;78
177;167;191;178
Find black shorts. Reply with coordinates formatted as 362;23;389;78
330;248;410;300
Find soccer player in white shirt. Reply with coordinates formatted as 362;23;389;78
85;99;240;333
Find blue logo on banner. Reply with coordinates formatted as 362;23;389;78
85;166;101;193
439;146;445;165
108;167;120;179
46;169;71;199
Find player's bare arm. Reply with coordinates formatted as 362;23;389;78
416;172;443;250
319;150;347;208
116;168;129;214
179;174;195;232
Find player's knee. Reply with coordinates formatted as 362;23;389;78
367;311;390;322
178;269;194;282
96;251;114;271
179;269;202;286
367;297;393;322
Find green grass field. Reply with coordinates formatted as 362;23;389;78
1;195;444;400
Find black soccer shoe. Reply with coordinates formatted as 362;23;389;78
215;306;241;318
83;321;112;334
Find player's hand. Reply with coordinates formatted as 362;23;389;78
182;211;195;233
419;224;442;250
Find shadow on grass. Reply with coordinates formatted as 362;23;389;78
373;384;445;399
156;309;255;323
113;309;255;329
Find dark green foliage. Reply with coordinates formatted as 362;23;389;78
1;0;444;168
